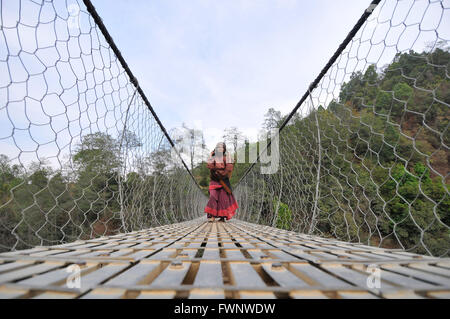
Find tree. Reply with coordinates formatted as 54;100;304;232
223;127;246;161
148;148;174;176
72;132;122;236
118;129;142;149
263;108;282;131
73;132;121;175
173;123;206;171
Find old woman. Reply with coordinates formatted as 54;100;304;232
204;142;238;222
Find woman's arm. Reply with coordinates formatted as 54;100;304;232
224;154;234;176
215;154;234;178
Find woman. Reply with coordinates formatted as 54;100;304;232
204;142;238;222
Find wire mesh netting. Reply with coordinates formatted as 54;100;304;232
235;0;450;257
0;0;449;258
0;0;206;251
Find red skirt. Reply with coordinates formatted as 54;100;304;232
204;181;238;220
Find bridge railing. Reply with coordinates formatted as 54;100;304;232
0;0;206;252
235;0;450;257
0;0;448;257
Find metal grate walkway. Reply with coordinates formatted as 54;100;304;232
0;219;449;299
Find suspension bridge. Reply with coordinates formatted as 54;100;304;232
0;0;449;298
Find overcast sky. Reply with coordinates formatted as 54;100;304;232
2;0;444;169
90;0;371;150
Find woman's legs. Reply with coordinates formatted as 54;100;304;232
205;190;220;221
205;187;238;221
216;189;238;220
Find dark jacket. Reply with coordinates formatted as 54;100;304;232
207;153;234;183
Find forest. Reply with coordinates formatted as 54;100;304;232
0;47;449;256
232;47;449;256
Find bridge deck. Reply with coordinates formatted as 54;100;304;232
0;219;449;299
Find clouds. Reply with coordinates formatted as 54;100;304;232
1;0;446;171
62;1;376;150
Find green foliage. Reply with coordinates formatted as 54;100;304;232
273;198;292;230
238;48;450;256
0;131;197;251
322;48;450;255
0;48;448;256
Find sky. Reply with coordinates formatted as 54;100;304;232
1;0;446;170
89;0;371;150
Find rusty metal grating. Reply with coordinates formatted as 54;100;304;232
0;219;449;299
